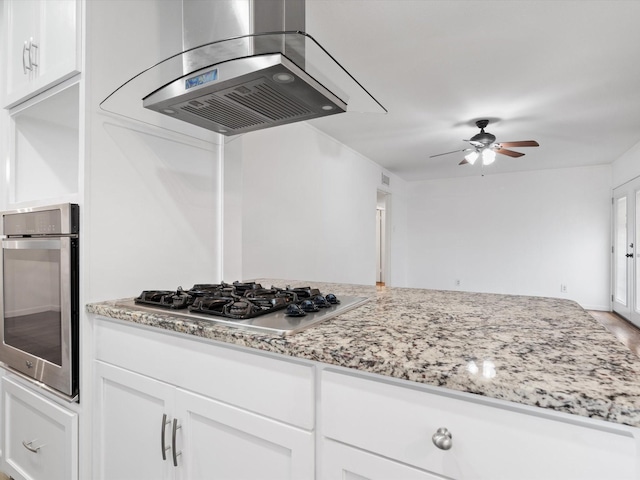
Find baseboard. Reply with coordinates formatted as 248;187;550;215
581;304;611;312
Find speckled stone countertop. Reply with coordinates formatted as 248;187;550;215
86;279;640;428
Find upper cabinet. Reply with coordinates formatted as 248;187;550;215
2;0;81;109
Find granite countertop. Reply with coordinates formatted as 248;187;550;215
86;279;640;428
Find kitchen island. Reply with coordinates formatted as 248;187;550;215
86;280;640;479
88;279;640;427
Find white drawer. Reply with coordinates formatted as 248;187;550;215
321;370;638;480
321;438;443;480
2;377;78;480
94;317;315;429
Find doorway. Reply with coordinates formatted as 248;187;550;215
612;177;640;327
376;191;390;285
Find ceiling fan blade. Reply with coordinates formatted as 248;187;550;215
459;159;469;165
497;140;539;148
429;149;466;158
496;147;525;158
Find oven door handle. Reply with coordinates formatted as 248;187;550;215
2;238;62;250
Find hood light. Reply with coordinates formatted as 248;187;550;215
273;72;295;83
162;108;177;114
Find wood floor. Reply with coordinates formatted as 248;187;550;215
588;310;640;357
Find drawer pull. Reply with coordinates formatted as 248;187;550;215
22;440;43;453
432;427;453;450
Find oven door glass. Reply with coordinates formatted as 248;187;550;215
2;238;65;366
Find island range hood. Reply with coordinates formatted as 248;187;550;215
100;0;385;139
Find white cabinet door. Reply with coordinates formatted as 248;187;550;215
94;362;175;480
175;388;314;480
3;0;81;108
2;376;78;480
4;0;38;97
322;439;443;480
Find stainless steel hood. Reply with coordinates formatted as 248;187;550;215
100;0;386;139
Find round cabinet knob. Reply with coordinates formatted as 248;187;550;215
432;427;453;450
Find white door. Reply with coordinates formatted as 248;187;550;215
612;177;640;327
94;362;175;480
376;191;389;285
376;208;384;283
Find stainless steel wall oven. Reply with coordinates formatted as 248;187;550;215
0;204;79;400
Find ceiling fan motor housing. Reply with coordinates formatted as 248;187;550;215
470;131;496;145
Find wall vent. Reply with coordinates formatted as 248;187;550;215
381;173;390;186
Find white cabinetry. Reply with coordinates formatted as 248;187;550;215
2;0;81;108
1;376;78;480
92;318;315;480
321;370;639;480
1;0;81;207
89;316;640;480
0;367;5;464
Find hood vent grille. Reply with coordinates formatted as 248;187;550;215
179;76;314;131
224;81;313;121
181;95;268;131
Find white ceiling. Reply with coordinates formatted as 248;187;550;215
305;0;640;181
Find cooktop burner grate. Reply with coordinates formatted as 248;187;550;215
134;282;341;321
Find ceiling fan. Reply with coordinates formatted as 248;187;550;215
430;119;539;166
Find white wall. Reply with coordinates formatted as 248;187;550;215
235;122;408;286
404;165;612;310
612;139;640;188
84;0;223;302
222;135;243;281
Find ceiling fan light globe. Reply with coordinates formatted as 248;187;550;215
465;150;479;165
482;149;496;165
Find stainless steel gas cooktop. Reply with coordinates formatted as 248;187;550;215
117;282;369;336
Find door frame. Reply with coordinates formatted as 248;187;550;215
376;190;390;285
612;178;639;327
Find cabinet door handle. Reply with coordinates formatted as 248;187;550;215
432;427;453;450
171;418;182;467
22;440;43;453
29;38;38;69
161;414;171;460
22;41;30;74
